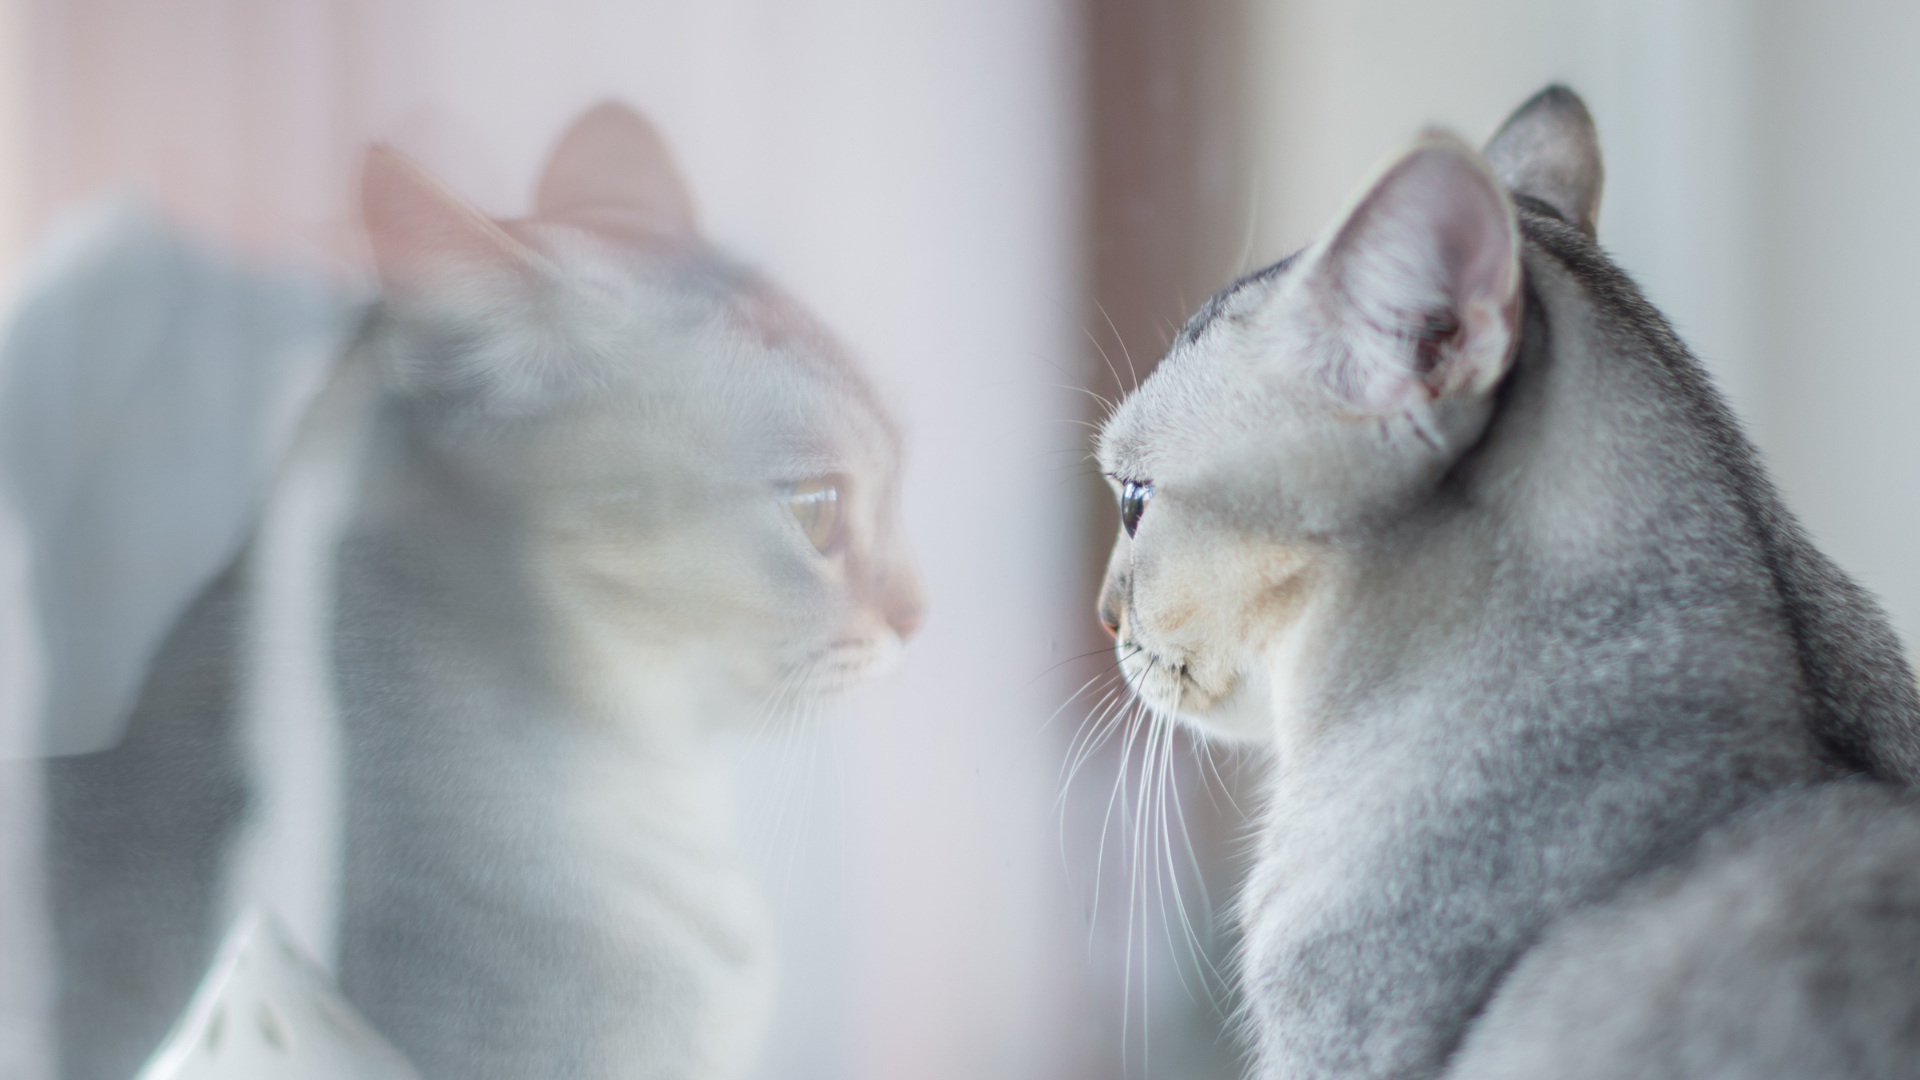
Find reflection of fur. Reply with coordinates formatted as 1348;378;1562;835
1098;86;1920;1079
44;103;920;1080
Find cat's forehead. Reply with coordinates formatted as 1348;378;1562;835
1098;253;1309;473
714;289;898;470
459;223;901;484
1099;270;1304;482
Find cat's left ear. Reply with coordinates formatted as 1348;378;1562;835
1292;132;1521;420
535;101;698;240
1483;85;1603;237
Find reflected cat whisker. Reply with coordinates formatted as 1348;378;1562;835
772;703;828;906
762;672;819;867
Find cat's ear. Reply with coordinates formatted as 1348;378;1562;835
1293;132;1520;418
1483;85;1603;236
535;101;697;240
361;145;542;289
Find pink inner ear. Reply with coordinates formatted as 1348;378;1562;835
535;102;697;239
1444;181;1519;308
1363;146;1517;309
1306;136;1520;410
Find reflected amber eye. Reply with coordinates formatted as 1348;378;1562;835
1120;479;1153;538
788;479;843;552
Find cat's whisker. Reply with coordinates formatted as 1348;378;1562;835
1055;691;1135;885
1128;703;1167;1077
1041;379;1120;414
1031;644;1137;705
1054;684;1129;814
1082;322;1132;408
1118;669;1171;1069
1056;683;1118;776
1062;675;1137;812
1093;301;1142;393
1159;692;1230;1008
1148;713;1209;1010
1195;731;1251;823
1055;688;1129;872
1234;184;1263;277
1092;684;1156;948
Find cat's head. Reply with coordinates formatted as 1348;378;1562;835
1096;87;1600;742
359;103;922;719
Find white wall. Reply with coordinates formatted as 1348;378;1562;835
1752;1;1920;657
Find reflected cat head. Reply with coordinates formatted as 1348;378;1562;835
357;103;922;720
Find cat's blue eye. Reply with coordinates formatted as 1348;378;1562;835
1120;479;1153;538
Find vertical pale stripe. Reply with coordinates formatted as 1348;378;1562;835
0;0;27;291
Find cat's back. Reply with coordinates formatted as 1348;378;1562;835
1514;215;1920;785
1449;780;1920;1080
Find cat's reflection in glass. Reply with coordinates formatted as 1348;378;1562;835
39;103;921;1080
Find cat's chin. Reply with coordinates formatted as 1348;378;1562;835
775;632;907;700
1117;641;1275;743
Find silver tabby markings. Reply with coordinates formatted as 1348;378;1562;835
1098;85;1920;1080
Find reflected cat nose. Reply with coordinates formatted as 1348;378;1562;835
882;572;925;641
888;603;922;641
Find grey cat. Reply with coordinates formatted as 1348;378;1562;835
44;103;920;1080
1095;85;1920;1079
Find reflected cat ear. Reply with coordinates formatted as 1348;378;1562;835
535;101;698;240
1297;132;1521;418
1483;85;1603;236
361;145;541;289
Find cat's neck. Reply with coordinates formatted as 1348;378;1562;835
1266;247;1816;764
